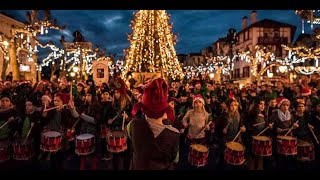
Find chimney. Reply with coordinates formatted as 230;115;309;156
250;10;257;24
242;16;248;29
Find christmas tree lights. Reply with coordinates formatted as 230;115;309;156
122;10;184;80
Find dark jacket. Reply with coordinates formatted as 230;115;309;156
130;116;179;170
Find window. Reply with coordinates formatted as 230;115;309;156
97;68;104;78
243;67;250;77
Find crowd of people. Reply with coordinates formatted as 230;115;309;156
0;73;320;170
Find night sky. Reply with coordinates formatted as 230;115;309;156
0;10;309;59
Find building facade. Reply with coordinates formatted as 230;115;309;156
210;11;297;85
0;13;37;82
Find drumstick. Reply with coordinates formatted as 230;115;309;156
24;122;34;144
284;120;299;136
232;130;242;142
43;104;67;112
257;126;270;136
121;112;126;131
308;125;320;144
0;118;14;129
195;121;212;138
72;116;81;129
225;122;231;129
253;122;265;127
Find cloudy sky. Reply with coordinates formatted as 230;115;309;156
0;10;310;59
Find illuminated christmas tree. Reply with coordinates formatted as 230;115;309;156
122;10;184;81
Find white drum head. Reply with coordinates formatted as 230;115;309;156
43;131;61;137
76;133;94;140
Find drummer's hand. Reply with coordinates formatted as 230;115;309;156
308;124;314;130
42;110;47;117
223;128;228;134
108;119;113;125
187;134;193;139
293;123;299;128
240;126;246;133
277;128;283;134
68;99;75;110
268;123;273;130
205;124;210;130
180;129;185;134
123;111;128;120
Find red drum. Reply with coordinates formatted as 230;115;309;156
252;136;272;157
224;142;245;165
106;131;127;153
100;125;110;139
0;140;11;163
187;144;209;167
276;136;297;156
12;139;33;160
297;140;314;161
75;134;95;155
40;130;62;152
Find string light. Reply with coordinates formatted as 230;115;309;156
121;10;184;81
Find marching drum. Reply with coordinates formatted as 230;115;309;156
224;141;245;165
0;140;11;162
12;139;33;160
277;136;297;156
75;134;95;156
100;125;110;139
252;136;272;157
297;140;314;161
106;130;127;153
40;130;62;152
188;144;209;167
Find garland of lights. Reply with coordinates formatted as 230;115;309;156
282;45;320;75
40;43;97;75
121;10;184;81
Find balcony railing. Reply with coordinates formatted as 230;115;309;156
257;37;288;45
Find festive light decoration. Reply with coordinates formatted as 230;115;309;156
282;45;320;75
40;43;97;77
183;55;232;80
121;10;184;80
1;10;65;81
109;59;125;76
237;45;279;77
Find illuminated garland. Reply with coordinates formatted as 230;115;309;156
282;44;320;75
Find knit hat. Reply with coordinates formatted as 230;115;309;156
114;77;128;94
0;90;12;102
193;94;205;107
55;92;70;104
132;78;172;120
77;82;86;88
301;87;311;96
132;86;143;95
42;95;52;103
276;97;290;108
100;83;111;94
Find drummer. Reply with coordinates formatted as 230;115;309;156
245;97;273;170
269;97;298;170
181;94;212;145
215;98;246;169
292;98;314;168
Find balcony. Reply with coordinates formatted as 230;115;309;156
257;37;288;45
